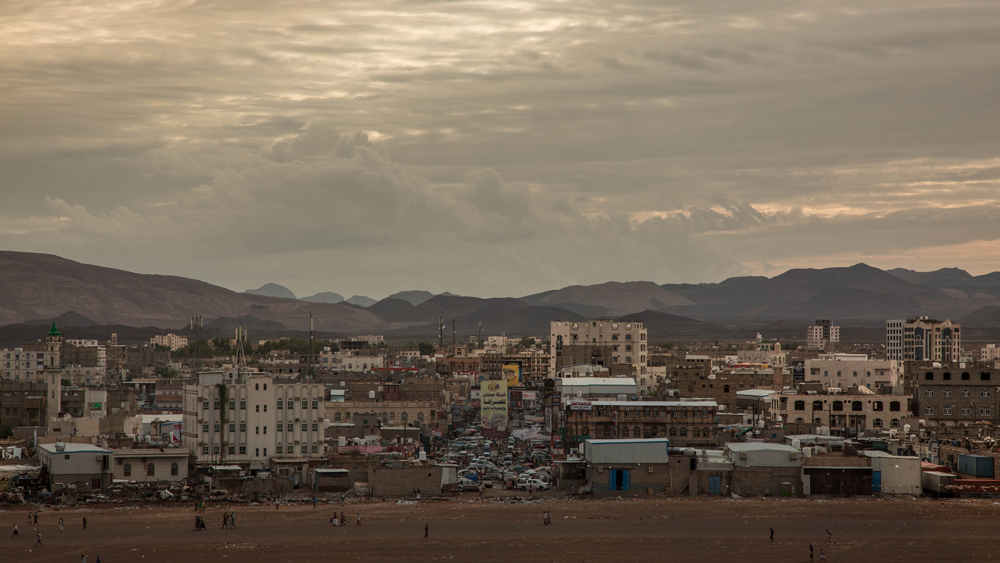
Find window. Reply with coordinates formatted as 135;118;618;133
312;423;319;431
213;445;220;454
943;406;953;415
228;445;235;455
240;445;247;455
202;446;209;455
287;445;294;454
239;423;246;432
625;345;632;352
669;427;677;436
302;423;308;431
263;426;267;434
263;448;267;456
962;406;971;415
626;334;632;341
961;372;970;381
943;389;952;398
852;401;862;412
890;419;900;428
277;400;283;409
301;445;308;454
229;423;235;432
214;401;219;409
852;371;857;378
229;400;235;410
795;418;804;423
693;427;700;437
255;383;259;390
943;372;951;381
724;385;730;393
255;426;260;435
961;389;971;398
925;389;934;398
202;401;209;410
255;448;259;457
982;372;992;381
982;389;993;399
213;424;220;432
612;334;619;341
312;445;319;453
255;404;260;412
263;383;267;391
334;412;341;422
263;404;268;412
202;424;209;433
924;406;934;415
123;463;131;477
814;418;822;424
276;423;283;432
812;401;823;411
873;418;883;428
890;401;901;412
832;401;843;411
925;373;934;381
866;371;871;377
873;401;883;412
240;400;246;410
794;401;805;411
302;400;308;409
313;400;319;409
981;406;993;417
679;427;687;437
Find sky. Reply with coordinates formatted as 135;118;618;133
2;0;1000;300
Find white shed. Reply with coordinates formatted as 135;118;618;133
866;451;921;495
725;443;801;467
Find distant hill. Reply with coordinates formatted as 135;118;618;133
24;310;98;327
521;281;692;317
244;283;297;299
300;292;344;304
888;268;974;287
345;295;377;308
0;251;379;331
387;290;435;306
613;310;721;340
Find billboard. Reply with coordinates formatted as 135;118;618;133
480;380;508;430
502;363;522;387
568;400;592;411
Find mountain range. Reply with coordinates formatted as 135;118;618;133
5;251;1000;344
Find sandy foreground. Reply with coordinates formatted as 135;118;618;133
2;496;998;563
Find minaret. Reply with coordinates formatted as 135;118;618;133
44;322;63;419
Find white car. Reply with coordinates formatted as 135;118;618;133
517;479;550;491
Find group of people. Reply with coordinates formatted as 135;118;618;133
193;516;207;531
220;512;237;529
329;511;348;526
541;510;553;525
12;512;88;542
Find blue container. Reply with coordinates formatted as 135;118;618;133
958;454;995;478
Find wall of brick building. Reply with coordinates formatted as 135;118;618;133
730;466;802;497
589;463;673;497
367;465;442;497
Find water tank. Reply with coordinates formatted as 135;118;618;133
54;442;66;452
803;447;812;457
419;451;427;461
791;439;801;450
617;394;627;402
338;436;347;447
368;390;376;399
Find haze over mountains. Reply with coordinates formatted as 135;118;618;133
4;251;1000;344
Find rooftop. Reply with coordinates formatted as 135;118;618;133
38;443;111;454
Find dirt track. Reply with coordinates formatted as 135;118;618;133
2;496;998;562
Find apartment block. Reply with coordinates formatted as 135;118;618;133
551;320;647;376
886;317;961;362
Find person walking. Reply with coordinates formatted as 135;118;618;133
82;554;88;563
424;523;428;538
810;543;815;560
82;517;87;531
12;525;19;538
59;518;64;532
96;556;101;563
27;512;32;525
356;513;362;526
332;514;339;527
232;512;237;529
35;531;42;546
769;527;773;543
222;512;229;530
826;529;831;543
33;512;38;524
819;547;826;561
340;512;346;527
312;496;318;509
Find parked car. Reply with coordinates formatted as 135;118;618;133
458;477;478;491
517;479;550;491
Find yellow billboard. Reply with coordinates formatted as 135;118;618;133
480;379;508;430
502;363;522;387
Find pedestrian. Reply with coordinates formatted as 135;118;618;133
275;498;280;510
12;525;19;538
424;523;428;538
313;496;317;509
97;556;101;563
770;527;773;543
826;529;831;543
59;518;64;532
356;513;362;526
332;515;339;527
27;512;32;525
230;512;236;529
222;512;229;529
529;484;533;497
33;512;38;524
82;554;88;563
819;548;826;561
35;531;42;546
83;517;87;531
810;543;815;560
341;512;346;527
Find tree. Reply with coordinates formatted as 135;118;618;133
152;344;172;352
418;342;435;356
518;336;536;349
212;338;232;354
61;378;71;387
155;366;179;378
0;422;13;439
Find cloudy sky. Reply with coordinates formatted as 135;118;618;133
2;0;1000;299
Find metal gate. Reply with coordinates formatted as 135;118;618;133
709;475;721;494
872;471;881;493
609;469;630;491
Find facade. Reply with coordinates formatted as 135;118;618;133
982;344;1000;362
551;320;648;378
182;374;325;472
915;368;999;427
558;377;637;399
479;351;548;386
886;317;961;362
771;390;910;432
113;449;189;483
804;354;902;389
564;399;718;447
318;349;385;373
150;333;188;351
325;399;436;427
38;442;112;492
806;320;840;351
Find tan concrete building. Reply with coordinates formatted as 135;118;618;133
113;449;189;483
551;320;648;377
325;400;436;427
915;367;999;427
771;389;910;432
564;399;718;447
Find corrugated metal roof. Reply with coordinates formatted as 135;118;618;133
558;378;637;385
725;442;799;453
590;400;718;408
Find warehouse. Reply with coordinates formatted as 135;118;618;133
584;438;672;497
37;442;112;492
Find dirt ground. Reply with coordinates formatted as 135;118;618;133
2;496;999;563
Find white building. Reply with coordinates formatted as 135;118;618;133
804;354;902;389
0;348;43;381
182;373;325;473
551;320;648;376
151;333;188;351
806;320;840;351
737;341;786;367
318;349;385;372
886;317;961;362
981;344;1000;362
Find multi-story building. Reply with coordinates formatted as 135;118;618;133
886;317;961;362
804;354;902;390
339;335;384;351
981;344;1000;362
182;373;325;475
914;368;999;427
551;320;648;377
317;348;385;373
150;334;188;351
563;399;718;447
772;390;910;433
325;400;437;427
736;340;786;366
479;350;548;386
806;320;840;351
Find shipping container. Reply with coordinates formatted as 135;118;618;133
958;454;994;478
920;471;955;494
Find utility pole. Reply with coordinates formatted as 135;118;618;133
190;313;203;374
439;317;444;349
309;312;314;382
478;321;482;350
452;318;456;354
